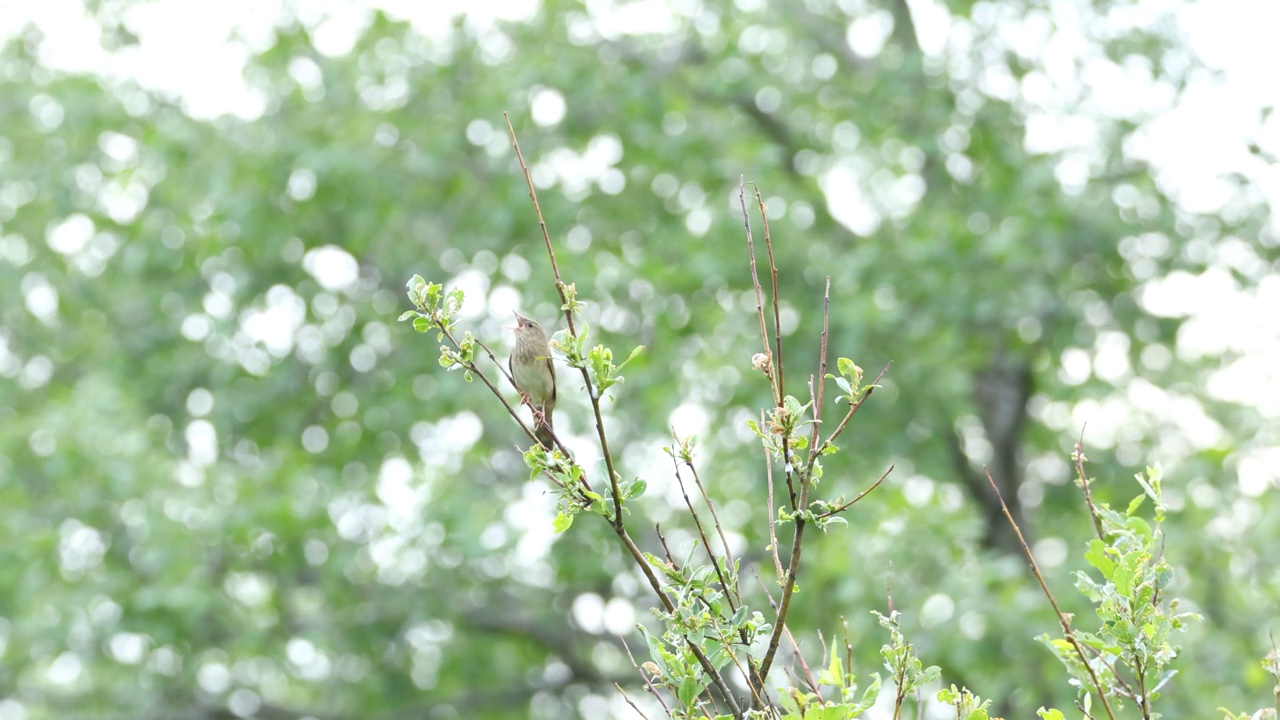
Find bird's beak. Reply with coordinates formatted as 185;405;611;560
510;310;523;331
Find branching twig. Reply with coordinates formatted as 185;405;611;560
504;114;742;719
503;112;625;529
670;445;738;616
685;450;739;601
616;685;654;720
755;186;786;407
811;362;892;467
758;447;812;680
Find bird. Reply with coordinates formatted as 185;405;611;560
509;312;556;449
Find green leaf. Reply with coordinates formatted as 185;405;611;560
1084;539;1115;579
851;673;881;713
837;357;856;377
413;316;433;333
397;310;416;321
677;675;699;708
617;344;645;370
1126;492;1147;516
552;512;573;533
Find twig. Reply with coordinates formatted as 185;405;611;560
621;638;672;717
758;445;813;679
615;685;653;720
892;640;909;720
762;410;784;581
685;450;739;602
807;277;832;460
814;465;893;519
503;113;626;530
985;467;1117;720
811;362;892;466
841;616;853;696
754;187;786;407
645;520;747;717
739;178;796;513
738;177;777;407
670;445;738;615
498;118;755;712
754;572;819;695
1072;426;1105;542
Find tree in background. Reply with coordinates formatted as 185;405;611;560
0;0;1276;718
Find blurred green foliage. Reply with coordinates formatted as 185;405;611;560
0;0;1277;718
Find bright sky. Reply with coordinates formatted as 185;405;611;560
2;0;1277;489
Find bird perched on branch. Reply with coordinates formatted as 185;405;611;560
509;312;556;449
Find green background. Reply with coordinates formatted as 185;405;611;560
1;0;1276;718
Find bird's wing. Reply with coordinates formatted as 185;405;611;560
545;356;556;404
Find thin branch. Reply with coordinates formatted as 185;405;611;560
504;113;626;530
616;685;654;720
754;572;819;695
815;465;893;519
621;638;673;717
762;410;784;581
758;449;812;679
754;186;799;514
704;609;768;710
684;446;739;600
892;641;910;720
738;176;777;406
1073;426;1106;542
650;526;744;717
841;616;853;695
670;444;738;616
498;118;743;711
812;362;892;463
755;187;786;407
985;467;1117;720
807;277;832;461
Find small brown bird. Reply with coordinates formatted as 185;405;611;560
509;312;556;449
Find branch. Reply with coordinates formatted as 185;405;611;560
807;277;831;463
985;468;1117;720
1073;427;1106;542
811;362;892;465
504;115;743;718
503;112;625;529
814;465;893;519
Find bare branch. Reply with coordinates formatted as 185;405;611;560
1073;426;1106;542
815;465;893;519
